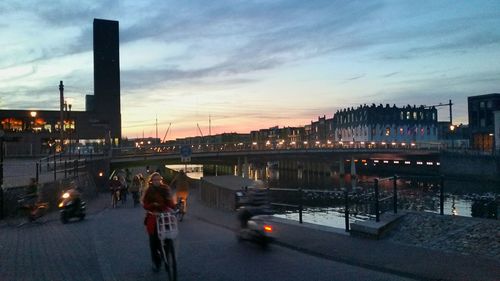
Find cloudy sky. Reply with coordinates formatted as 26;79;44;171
1;0;499;139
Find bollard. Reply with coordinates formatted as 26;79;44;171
393;175;398;214
74;160;78;177
344;189;350;232
298;188;303;224
440;175;444;215
64;160;67;178
374;179;380;222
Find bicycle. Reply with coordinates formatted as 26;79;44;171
174;197;186;222
149;211;178;281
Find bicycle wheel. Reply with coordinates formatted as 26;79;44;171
162;239;177;281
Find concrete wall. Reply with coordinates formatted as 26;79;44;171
199;176;254;211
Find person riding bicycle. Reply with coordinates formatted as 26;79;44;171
170;170;190;212
237;180;273;228
142;172;175;273
109;176;121;206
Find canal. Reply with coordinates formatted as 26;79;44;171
168;164;498;229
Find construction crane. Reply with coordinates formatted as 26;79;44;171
196;123;204;138
425;99;453;124
161;123;172;143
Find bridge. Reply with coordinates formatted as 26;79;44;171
109;143;442;178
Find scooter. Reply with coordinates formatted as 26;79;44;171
58;188;86;224
237;213;275;248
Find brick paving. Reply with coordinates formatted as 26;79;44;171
1;175;499;281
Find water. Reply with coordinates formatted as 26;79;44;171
267;169;498;228
169;164;498;229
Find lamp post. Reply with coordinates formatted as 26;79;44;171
68;102;72;159
449;125;455;150
0;129;4;219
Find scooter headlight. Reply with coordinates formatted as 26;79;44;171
58;202;64;208
264;225;273;233
62;192;70;199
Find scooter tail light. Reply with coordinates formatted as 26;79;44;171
264;225;273;233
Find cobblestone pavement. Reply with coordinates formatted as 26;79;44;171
386;211;500;260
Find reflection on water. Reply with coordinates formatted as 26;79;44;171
165;164;203;179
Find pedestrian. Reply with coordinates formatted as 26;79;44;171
142;172;175;272
118;174;128;204
129;174;141;207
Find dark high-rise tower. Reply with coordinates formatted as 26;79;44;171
93;18;121;142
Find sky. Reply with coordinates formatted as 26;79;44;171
1;0;499;140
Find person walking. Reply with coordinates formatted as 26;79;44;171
142;172;175;272
129;174;141;207
170;170;190;212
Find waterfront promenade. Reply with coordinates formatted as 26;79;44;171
1;180;499;280
1;159;499;280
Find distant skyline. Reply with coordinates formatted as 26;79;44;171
1;0;499;140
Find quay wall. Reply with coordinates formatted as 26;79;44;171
440;153;500;181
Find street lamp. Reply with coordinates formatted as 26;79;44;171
30;111;37;131
449;125;455;149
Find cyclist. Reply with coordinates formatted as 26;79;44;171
142;172;175;272
109;176;121;207
170;170;190;212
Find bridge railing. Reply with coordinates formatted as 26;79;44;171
112;140;444;157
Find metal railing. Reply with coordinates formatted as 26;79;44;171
268;174;447;232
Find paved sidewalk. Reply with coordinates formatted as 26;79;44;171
188;187;500;281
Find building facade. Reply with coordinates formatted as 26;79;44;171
468;93;500;152
0;19;122;156
332;104;438;143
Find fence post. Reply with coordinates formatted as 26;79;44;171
393;175;398;214
298;187;303;224
344;189;350;232
374;178;380;222
36;162;39;183
74;160;78;178
53;153;57;181
440;175;444;215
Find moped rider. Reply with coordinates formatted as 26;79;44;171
237;180;273;228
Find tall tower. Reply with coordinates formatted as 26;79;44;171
93;18;121;143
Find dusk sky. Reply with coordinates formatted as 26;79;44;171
1;0;499;140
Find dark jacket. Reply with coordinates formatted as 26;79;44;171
142;184;175;235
